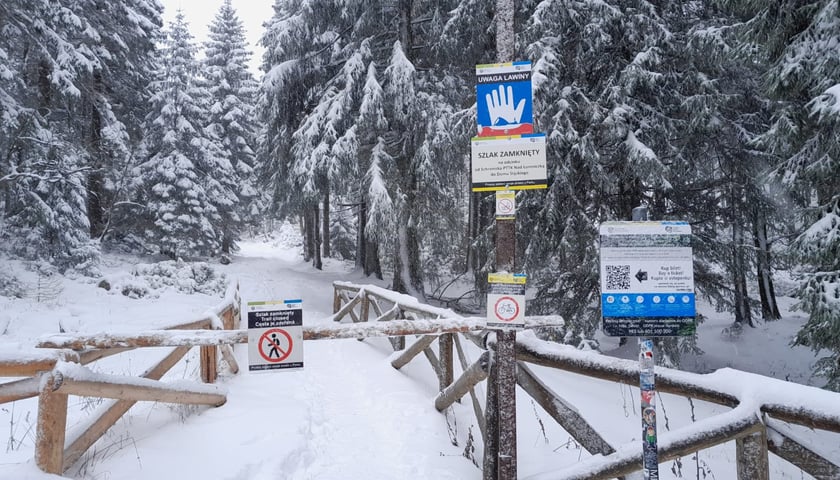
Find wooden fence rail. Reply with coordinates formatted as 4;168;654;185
7;280;839;479
0;282;241;475
331;281;840;480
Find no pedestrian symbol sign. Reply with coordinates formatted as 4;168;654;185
487;273;526;329
247;299;304;371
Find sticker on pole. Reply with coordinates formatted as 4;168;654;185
487;273;526;329
495;190;516;219
247;299;303;371
476;61;533;137
599;221;696;337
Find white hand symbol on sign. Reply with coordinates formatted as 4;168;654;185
486;85;526;126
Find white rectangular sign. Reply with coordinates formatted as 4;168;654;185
487;273;526;329
247;299;304;371
599;222;696;337
471;134;547;191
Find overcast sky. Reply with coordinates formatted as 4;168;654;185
159;0;275;75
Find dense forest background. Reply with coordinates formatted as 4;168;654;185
0;0;838;390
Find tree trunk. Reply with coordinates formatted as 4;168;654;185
356;201;366;270
302;211;313;262
732;205;752;327
313;204;322;270
87;71;106;239
752;207;780;320
322;187;330;259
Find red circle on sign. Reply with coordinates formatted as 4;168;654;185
258;328;293;363
498;199;514;214
494;296;520;322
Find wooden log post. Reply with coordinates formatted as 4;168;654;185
483;340;500;480
435;351;490;411
439;333;454;392
496;330;517;480
392;335;437;369
737;425;769;480
35;372;68;475
360;292;370;322
516;362;615;456
766;424;840;479
333;286;341;314
455;334;486;437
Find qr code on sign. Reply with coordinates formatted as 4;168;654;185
605;265;631;290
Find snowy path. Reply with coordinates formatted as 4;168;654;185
70;243;478;480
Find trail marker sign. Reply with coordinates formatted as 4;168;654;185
487;273;526;329
247;299;304;371
599;221;696;337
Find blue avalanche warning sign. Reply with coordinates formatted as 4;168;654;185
476;61;533;137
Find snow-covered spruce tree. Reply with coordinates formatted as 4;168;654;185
0;0;131;273
137;12;225;259
519;1;676;344
258;0;350;269
725;0;840;390
203;0;260;254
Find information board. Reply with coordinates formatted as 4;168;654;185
247;299;304;371
599;221;696;337
471;133;547;191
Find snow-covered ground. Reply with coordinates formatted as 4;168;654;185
1;226;838;479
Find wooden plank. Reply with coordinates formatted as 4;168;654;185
219;344;239;374
737;427;769;480
423;347;442;383
530;405;763;480
200;345;218;383
435;351;489;411
454;334;486;437
35;373;68;475
54;373;226;406
392;335;437;369
515;339;840;434
0;358;58;377
516;362;615;456
439;334;454;391
332;290;362;322
62;346;191;470
767;424;840;479
0;377;41;404
340;290;362;323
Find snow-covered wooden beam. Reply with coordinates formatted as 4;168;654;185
61;346;192;470
516;362;616;457
514;331;840;434
0;376;41;404
37;317;563;350
0;347;79;377
48;362;227;407
523;403;764;480
766;418;840;480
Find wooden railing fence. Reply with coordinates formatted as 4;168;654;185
330;282;840;480
9;280;839;479
0;283;242;475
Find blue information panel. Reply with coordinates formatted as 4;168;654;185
476;61;533;137
600;222;696;337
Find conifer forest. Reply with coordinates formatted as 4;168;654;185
1;1;838;390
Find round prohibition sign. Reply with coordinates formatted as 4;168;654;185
497;198;514;215
258;328;293;363
494;296;520;322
